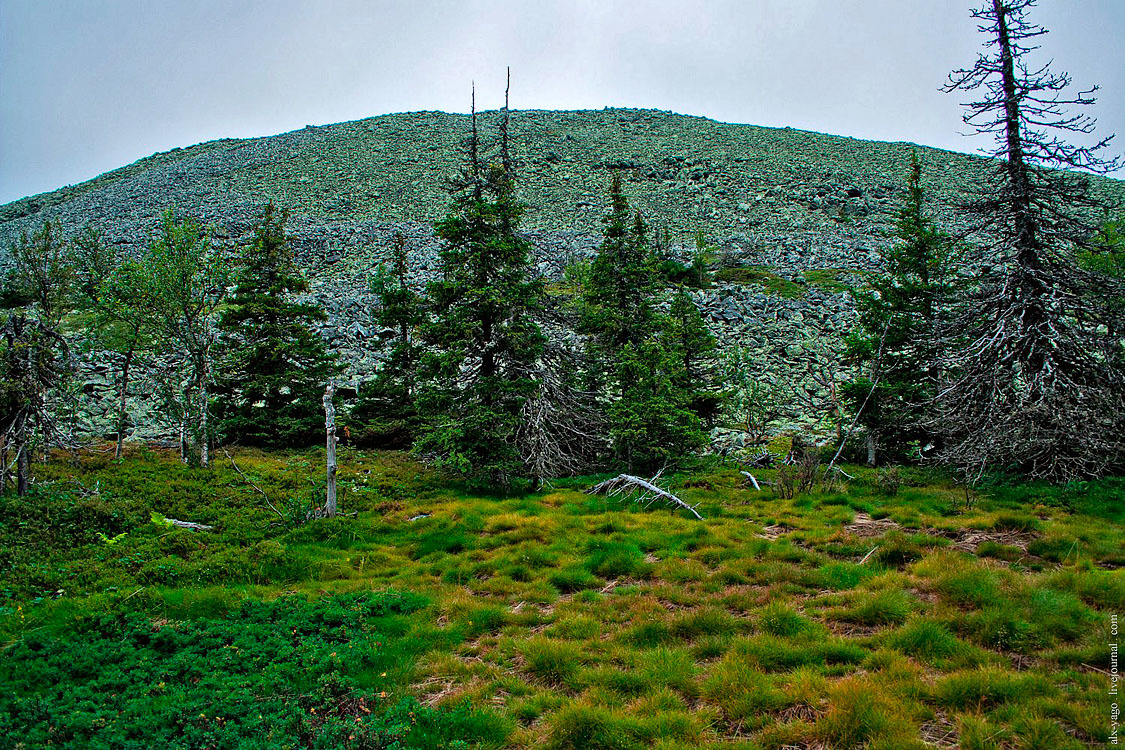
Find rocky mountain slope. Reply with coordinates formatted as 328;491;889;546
2;109;1122;439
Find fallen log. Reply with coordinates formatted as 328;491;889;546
587;474;703;520
739;470;761;491
165;517;213;531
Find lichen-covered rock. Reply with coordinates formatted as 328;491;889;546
3;109;1122;443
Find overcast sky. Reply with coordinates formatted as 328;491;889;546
1;0;1122;204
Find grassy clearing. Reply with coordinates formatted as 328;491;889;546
802;268;855;294
713;265;805;298
1;447;1120;748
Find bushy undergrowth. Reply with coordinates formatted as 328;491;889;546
2;448;1121;748
0;592;509;749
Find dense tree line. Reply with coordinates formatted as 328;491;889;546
0;91;722;496
3;1;1123;496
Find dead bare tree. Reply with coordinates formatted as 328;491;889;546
0;314;70;495
937;0;1125;481
787;335;849;440
324;382;337;518
515;335;607;481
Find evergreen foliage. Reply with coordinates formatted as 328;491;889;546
610;339;707;471
351;233;423;448
842;154;954;463
667;285;722;425
580;173;660;382
414;101;546;490
579;176;709;470
214;203;337;448
1;592;509;749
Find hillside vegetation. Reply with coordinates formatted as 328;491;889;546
2;447;1121;748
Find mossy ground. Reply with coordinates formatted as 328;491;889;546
713;266;805;299
1;446;1121;748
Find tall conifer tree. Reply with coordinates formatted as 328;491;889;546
842;154;953;463
415;85;546;490
213;203;337;448
351;232;423;447
580;176;708;470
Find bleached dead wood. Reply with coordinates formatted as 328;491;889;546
324;382;337;518
739;470;761;491
165;518;213;531
587;474;703;520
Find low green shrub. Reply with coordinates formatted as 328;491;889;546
0;591;510;749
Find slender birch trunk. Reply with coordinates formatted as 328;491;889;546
115;348;134;460
324;382;337;517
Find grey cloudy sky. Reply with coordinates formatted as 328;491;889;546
1;0;1122;204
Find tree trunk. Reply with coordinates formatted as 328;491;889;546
115;347;134;460
866;432;876;467
324;382;337;517
16;415;29;497
0;431;9;493
199;374;209;467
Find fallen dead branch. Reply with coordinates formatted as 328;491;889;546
224;447;285;522
739;470;761;491
164;518;213;531
586;474;704;520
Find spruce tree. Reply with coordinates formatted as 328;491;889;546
580;173;659;385
939;0;1124;480
667;286;721;425
580;176;707;470
213;203;337;448
610;339;706;471
351;233;422;447
414;95;546;490
842;154;953;463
